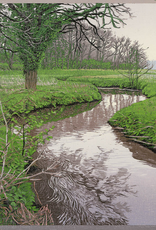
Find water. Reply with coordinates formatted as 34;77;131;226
34;92;156;225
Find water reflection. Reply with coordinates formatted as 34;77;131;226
35;155;134;225
34;92;156;225
35;93;145;136
114;129;156;168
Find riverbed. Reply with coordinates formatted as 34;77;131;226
34;91;156;225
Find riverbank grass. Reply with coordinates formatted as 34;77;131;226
108;96;156;150
1;67;156;224
0;68;122;89
0;80;101;119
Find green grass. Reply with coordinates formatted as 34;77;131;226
106;71;156;151
1;66;156;224
1;67;156;117
37;69;123;81
0;68;123;89
0;70;102;223
1;67;156;147
109;96;156;150
0;80;101;121
67;76;131;88
38;68;122;76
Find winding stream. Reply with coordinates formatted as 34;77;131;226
34;91;156;225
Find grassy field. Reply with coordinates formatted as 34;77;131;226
1;67;156;149
1;67;156;146
109;96;156;151
1;67;156;88
1;66;156;224
0;69;123;89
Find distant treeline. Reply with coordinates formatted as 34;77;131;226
0;60;135;71
0;24;148;70
40;59;133;70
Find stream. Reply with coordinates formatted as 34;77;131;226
33;91;156;225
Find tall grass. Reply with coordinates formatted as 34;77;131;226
1;68;156;85
0;68;123;92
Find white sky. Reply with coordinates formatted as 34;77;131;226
109;3;156;61
0;2;155;61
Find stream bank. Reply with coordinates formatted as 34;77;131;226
1;76;156;225
32;91;156;225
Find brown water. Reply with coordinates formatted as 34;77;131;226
34;92;156;225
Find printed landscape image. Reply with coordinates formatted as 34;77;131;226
0;2;156;226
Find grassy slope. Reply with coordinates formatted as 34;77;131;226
1;68;156;151
65;72;156;151
0;69;104;224
109;97;156;151
1;67;156;224
0;81;101;122
39;69;156;151
107;76;156;151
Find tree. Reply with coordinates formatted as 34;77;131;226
0;3;132;90
1;35;20;70
117;43;152;88
40;25;115;69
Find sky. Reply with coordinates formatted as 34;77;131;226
109;3;156;61
1;2;155;61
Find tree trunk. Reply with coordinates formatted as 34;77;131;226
25;70;37;90
9;53;14;70
5;50;14;70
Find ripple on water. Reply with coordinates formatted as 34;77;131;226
34;93;156;225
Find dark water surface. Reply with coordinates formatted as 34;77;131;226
34;92;156;225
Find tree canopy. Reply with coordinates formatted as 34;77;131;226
0;3;132;90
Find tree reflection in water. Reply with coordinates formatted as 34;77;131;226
34;155;135;225
34;92;146;225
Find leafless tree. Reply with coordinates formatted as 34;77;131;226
117;43;152;88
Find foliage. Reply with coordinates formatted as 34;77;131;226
73;60;112;69
0;72;102;224
1;66;156;223
0;81;101;119
139;82;156;98
44;59;114;70
0;102;55;223
1;203;54;225
118;47;152;89
44;59;113;70
0;91;64;224
0;3;131;89
67;76;134;89
109;96;156;150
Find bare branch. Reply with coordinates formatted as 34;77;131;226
0;101;9;179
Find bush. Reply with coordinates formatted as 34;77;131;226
67;76;132;88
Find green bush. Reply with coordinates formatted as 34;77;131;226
67;76;133;88
76;59;113;69
139;82;156;97
0;63;23;71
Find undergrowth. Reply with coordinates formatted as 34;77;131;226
109;97;156;150
0;75;101;225
67;77;133;89
1;66;156;224
0;81;101;120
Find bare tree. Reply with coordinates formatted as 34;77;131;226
117;43;152;88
